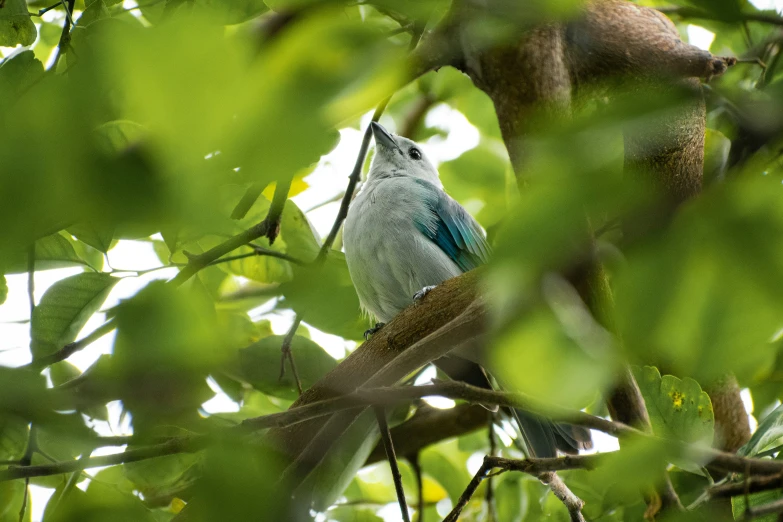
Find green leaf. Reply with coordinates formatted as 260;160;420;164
0;50;43;107
31;272;118;359
419;440;473;504
279;199;321;262
2;233;95;274
68;223;115;254
280;251;366;339
635;366;714;445
0;415;27;461
238;334;337;400
495;474;527;522
0;480;26;522
124;453;201;501
739;404;783;457
0;275;6;305
732;489;782;522
50;361;82;386
326;506;384;522
0;0;37;46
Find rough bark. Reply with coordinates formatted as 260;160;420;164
268;269;482;462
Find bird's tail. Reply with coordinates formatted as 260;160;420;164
433;355;593;457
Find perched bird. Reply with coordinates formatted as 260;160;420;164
343;122;592;458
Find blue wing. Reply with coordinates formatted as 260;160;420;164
412;179;491;273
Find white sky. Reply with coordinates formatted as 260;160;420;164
2;0;778;519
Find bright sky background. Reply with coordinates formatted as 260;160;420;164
2;0;780;519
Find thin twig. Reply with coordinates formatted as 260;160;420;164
24;320;116;372
52;0;76;69
30;2;61;16
279;315;304;395
410;453;424;522
169;177;292;288
711;473;783;499
0;437;202;482
314;24;427;261
486;416;497;522
443;459;491;522
315;100;389;262
27;245;35;318
375;407;411;522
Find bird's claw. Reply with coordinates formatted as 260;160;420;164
364;322;385;341
413;285;437;304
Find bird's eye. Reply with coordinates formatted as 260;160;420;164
409;148;422;160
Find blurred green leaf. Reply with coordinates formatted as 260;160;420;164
326;506;384;522
0;275;6;305
615;178;783;384
50;361;82;386
491;279;618;409
0;415;27;461
704;128;730;185
112;281;226;431
31;272;117;359
124;453;201;502
0;0;37;46
635;366;714;445
301;408;381;511
239;334;337;400
44;471;158;522
439;140;510;228
419;439;473;504
0;480;27;522
186;439;288;521
281;251;366;339
739;404;783;457
495;474;527;522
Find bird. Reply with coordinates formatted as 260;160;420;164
343;121;592;458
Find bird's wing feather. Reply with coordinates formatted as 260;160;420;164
412;179;491;273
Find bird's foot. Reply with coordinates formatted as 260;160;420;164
364;322;385;341
413;285;437;304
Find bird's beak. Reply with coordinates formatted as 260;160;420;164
370;121;402;154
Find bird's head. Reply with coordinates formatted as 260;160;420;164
368;121;441;187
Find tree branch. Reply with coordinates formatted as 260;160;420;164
0;437;202;483
374;406;411;522
279;314;303;395
24;319;116;372
169;176;292;287
540;471;586;522
711;474;783;499
315;100;389;261
657;6;783;27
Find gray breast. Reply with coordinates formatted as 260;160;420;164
344;178;461;323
